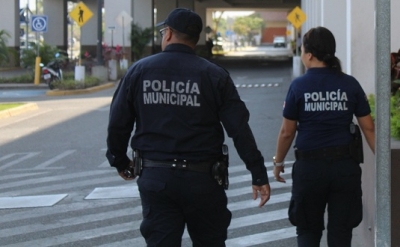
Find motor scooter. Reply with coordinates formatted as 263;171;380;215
41;53;63;90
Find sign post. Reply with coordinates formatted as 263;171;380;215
287;6;307;77
69;1;93;82
31;15;48;85
116;11;133;70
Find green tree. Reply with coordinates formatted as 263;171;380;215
232;14;264;42
0;29;11;65
130;23;152;61
212;11;226;37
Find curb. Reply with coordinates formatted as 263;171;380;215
0;103;39;119
46;82;115;96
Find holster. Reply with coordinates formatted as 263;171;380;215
133;150;143;176
349;123;364;163
212;144;229;190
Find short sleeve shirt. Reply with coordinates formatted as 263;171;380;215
283;67;371;151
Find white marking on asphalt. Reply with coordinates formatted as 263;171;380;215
0;194;67;209
2;221;140;247
234;83;281;88
85;185;140;199
229;169;292;185
34;150;76;169
182;208;291;239
0;153;16;162
0;152;40;171
225;227;296;246
230;208;289;229
227;180;292;197
1;200;126;222
0;170;113;194
98;160;110;168
0;205;142;238
228;192;291;211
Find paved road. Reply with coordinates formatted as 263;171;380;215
0;58;358;246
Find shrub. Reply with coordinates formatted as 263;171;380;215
0;73;34;83
20;43;67;69
369;93;400;139
52;76;101;90
0;30;12;65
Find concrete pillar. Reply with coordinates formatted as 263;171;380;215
322;0;347;73
43;0;67;51
0;0;20;66
177;0;194;9
155;0;175;48
350;1;377;247
80;0;100;59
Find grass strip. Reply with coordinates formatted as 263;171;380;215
0;103;25;111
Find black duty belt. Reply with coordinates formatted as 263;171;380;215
295;145;351;161
142;159;213;173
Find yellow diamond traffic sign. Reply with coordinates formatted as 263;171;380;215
69;1;93;27
287;6;306;29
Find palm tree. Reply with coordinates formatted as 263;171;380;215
130;23;152;61
0;29;11;65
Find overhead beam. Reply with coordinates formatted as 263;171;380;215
222;0;300;8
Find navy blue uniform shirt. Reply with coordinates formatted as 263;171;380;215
283;67;371;151
107;44;268;185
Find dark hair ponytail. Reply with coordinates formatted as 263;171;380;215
303;26;342;73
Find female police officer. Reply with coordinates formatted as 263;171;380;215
106;8;271;247
273;27;375;247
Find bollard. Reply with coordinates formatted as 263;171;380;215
34;56;41;85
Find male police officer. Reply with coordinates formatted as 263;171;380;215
106;8;271;247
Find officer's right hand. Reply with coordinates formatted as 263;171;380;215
118;161;136;180
252;184;271;208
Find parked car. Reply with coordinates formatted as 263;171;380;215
273;36;286;48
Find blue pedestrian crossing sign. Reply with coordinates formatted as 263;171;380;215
31;15;48;32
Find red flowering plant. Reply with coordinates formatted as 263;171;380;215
84;51;91;59
102;43;124;63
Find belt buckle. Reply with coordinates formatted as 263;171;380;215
172;159;187;169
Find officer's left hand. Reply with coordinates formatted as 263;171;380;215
252;184;271;208
273;166;286;183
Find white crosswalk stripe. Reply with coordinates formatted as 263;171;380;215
0;150;296;246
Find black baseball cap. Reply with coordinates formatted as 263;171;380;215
156;8;203;37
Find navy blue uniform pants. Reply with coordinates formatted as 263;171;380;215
288;157;363;247
137;167;232;247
